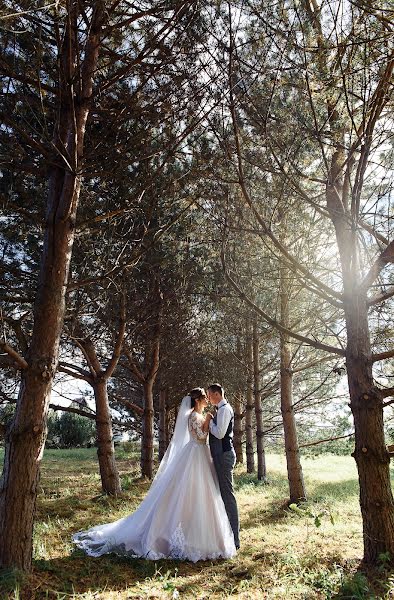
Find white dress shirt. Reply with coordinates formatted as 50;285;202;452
209;399;233;439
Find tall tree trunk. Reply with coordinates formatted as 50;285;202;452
141;379;155;478
280;340;306;502
0;189;79;569
125;277;161;478
326;121;394;560
75;320;124;498
233;392;244;464
345;301;394;562
253;318;266;481
94;378;122;496
234;337;244;464
158;387;168;461
280;261;306;503
245;320;255;473
0;5;104;570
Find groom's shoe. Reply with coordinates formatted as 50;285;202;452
235;542;240;550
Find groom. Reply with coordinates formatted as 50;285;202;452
207;383;240;550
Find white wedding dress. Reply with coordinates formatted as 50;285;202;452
72;396;236;562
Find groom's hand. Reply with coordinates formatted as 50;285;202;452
202;411;214;433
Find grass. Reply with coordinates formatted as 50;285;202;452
0;446;394;599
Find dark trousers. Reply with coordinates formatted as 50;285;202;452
212;449;240;547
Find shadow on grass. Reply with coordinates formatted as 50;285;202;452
11;550;242;599
308;478;359;502
0;567;27;598
331;561;394;599
241;499;290;530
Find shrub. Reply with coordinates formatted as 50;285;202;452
46;411;96;448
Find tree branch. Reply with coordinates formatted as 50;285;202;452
68;199;195;291
104;294;126;379
359;239;394;292
299;432;354;448
359;218;389;247
372;349;394;362
291;354;338;374
58;362;93;383
123;344;145;384
0;316;29;354
49;403;140;432
221;244;346;357
0;342;28;370
227;56;343;307
111;393;144;416
368;287;394;306
49;404;96;420
381;387;394;400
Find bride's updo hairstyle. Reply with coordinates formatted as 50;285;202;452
189;387;206;408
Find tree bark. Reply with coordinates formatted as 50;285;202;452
345;303;394;562
94;379;122;496
233;392;244;464
0;4;104;570
74;315;124;497
158;387;168;461
280;260;306;503
253;318;266;481
245;320;255;473
280;341;306;503
141;379;155;478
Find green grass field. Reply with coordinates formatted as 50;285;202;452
1;446;393;599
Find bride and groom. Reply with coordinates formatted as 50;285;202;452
73;383;240;562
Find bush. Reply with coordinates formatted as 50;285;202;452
46;411;96;448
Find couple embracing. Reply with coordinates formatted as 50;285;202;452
73;384;240;562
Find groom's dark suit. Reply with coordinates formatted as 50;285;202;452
209;399;240;549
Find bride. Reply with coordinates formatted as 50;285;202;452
72;387;237;562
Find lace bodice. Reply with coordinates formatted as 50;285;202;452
188;411;208;444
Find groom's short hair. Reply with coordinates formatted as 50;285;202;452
208;383;223;396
